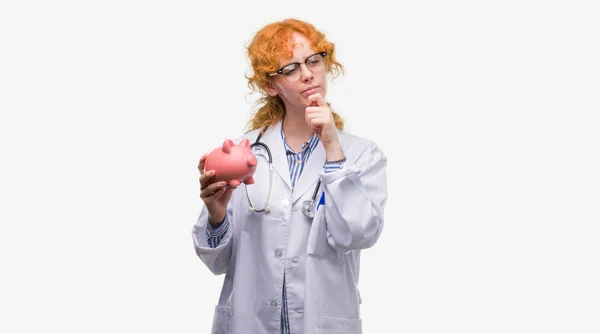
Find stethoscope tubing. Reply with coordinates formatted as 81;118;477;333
245;126;321;217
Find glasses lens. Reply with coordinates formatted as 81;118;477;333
282;64;299;76
282;64;301;82
306;53;325;70
280;53;326;82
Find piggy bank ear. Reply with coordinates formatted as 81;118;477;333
240;138;250;148
222;139;235;153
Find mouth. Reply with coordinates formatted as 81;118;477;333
302;85;320;96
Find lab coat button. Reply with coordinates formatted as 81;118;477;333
291;257;300;265
274;249;283;258
281;199;290;208
270;300;278;307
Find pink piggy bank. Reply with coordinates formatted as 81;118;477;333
204;138;257;187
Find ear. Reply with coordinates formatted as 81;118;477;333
264;80;279;97
222;139;234;153
240;138;250;148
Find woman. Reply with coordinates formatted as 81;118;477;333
192;18;388;334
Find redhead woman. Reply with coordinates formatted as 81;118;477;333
192;18;388;334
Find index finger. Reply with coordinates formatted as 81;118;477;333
307;93;326;107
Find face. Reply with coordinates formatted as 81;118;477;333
266;33;328;109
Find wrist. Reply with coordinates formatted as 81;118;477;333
208;212;226;227
324;142;344;162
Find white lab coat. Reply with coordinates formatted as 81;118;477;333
192;120;387;334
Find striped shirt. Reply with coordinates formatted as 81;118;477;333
206;126;346;333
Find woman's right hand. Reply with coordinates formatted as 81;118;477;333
198;153;236;226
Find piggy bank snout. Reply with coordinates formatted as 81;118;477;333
246;155;257;167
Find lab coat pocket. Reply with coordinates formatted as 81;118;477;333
319;316;362;334
306;209;339;260
211;306;233;334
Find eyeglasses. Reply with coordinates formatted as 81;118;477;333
268;52;327;82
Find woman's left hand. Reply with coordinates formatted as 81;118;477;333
305;93;339;147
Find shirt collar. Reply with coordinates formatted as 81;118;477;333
280;122;320;155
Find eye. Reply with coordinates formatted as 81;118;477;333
281;64;299;76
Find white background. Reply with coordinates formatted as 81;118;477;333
1;0;599;333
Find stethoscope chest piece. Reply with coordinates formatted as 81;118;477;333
300;179;322;219
300;199;315;218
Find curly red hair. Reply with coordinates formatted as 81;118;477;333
245;18;344;133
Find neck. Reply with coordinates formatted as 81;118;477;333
282;107;313;141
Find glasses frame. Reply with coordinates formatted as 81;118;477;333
268;52;327;81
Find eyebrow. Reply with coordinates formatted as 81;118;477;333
280;53;317;68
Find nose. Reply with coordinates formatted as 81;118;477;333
300;63;313;82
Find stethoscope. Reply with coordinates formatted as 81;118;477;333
245;126;322;218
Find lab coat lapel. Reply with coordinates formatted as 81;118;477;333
292;140;325;204
259;121;292;191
